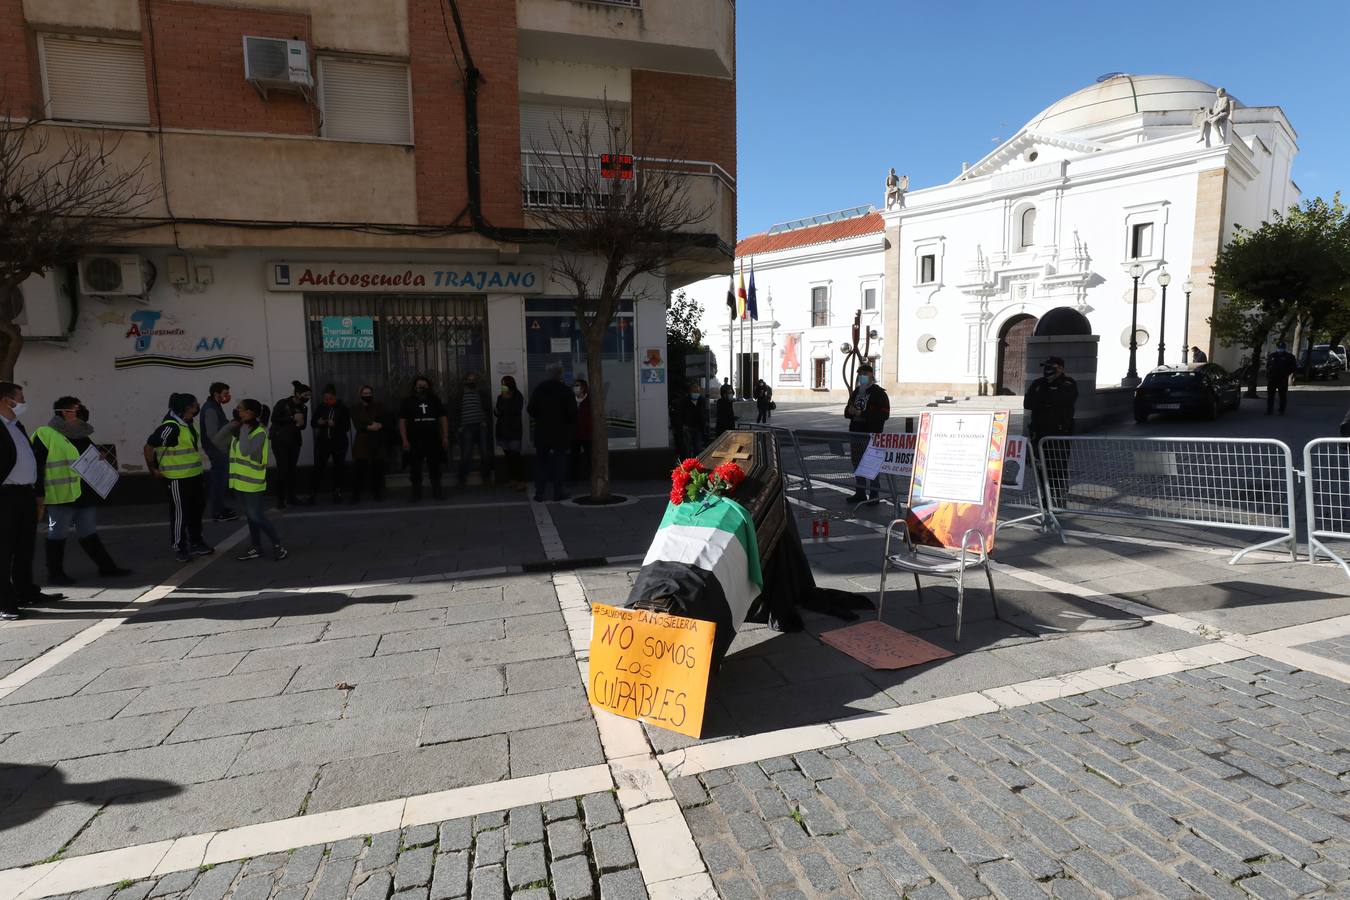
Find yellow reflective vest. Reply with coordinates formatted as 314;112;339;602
31;426;81;504
228;426;270;493
156;417;204;479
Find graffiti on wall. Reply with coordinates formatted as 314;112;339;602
113;310;254;370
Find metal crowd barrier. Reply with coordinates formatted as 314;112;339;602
1036;436;1298;563
994;442;1065;542
1305;438;1350;578
744;423;813;500
788;428;905;511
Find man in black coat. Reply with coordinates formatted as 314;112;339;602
1024;355;1079;504
1266;342;1298;416
399;376;450;502
0;382;63;619
528;363;577;502
674;379;709;460
845;364;890;504
309;384;352;502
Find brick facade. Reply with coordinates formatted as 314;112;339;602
143;0;314;135
630;70;736;178
1;0;39;115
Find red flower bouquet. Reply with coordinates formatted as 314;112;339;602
669;458;745;505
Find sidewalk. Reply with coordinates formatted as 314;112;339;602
0;481;1347;899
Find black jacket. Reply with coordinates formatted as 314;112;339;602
675;395;709;437
1267;350;1298;384
0;418;39;490
270;397;308;446
715;397;736;433
845;384;890;434
495;391;524;442
312;401;352;442
1024;375;1078;439
527;379;577;450
450;387;493;432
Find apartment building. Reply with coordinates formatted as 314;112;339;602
5;0;735;464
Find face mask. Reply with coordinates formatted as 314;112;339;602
324;397;336;407
690;393;702;402
858;375;871;387
1043;366;1057;378
361;395;374;404
573;387;583;397
500;386;510;395
416;386;429;395
466;383;477;390
11;401;27;416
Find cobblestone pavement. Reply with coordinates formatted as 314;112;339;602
677;658;1350;898
39;793;645;900
1297;636;1350;668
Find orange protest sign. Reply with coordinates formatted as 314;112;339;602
587;604;716;738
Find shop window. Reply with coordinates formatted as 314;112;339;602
319;57;412;144
525;298;636;449
811;286;829;326
40;34;149;125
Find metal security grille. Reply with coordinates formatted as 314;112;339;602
1037;436;1297;563
1305;438;1350;578
303;294;487;403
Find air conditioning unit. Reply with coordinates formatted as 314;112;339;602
243;36;313;95
15;270;76;340
78;254;153;299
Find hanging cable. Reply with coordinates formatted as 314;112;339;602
142;0;181;250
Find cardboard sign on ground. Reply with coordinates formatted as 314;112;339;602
587;604;716;738
820;620;954;670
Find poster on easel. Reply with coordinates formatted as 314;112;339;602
906;410;1008;551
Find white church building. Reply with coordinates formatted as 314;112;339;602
690;74;1300;401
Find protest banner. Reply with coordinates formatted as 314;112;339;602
587;604;716;738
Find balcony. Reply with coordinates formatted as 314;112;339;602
516;0;734;79
521;151;734;266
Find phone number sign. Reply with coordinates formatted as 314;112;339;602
321;316;375;352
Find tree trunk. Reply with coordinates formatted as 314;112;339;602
585;331;611;501
1245;329;1268;397
0;320;23;383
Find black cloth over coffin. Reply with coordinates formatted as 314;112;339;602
627;560;736;673
744;507;873;632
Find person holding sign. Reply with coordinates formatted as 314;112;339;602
1024;356;1078;504
32;397;131;585
844;363;890;504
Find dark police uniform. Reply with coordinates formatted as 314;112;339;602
1023;367;1078;504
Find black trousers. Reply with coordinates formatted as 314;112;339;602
1266;381;1289;414
310;437;348;497
408;440;444;497
351;457;385;500
0;484;37;610
165;474;205;550
274;442;302;503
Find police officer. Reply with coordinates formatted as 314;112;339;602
143;393;213;562
1265;342;1298;416
398;375;449;502
1024;356;1078;504
32;396;130;584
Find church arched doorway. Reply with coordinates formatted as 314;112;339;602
996;314;1038;394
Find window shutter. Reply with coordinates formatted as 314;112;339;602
319;58;412;144
42;35;149;125
520;103;627;154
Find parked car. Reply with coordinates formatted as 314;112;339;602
1314;343;1348;366
1134;363;1242;423
1302;346;1346;381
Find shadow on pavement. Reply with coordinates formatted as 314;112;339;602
0;764;181;829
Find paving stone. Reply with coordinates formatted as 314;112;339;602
469;865;503;900
228;876;275;900
312;859;358;900
280;845;326;885
582;792;622;829
111;883;155;900
149;871;198;897
438;820;472;853
848;868;900;898
403;824;440;849
354;872;393;900
597;868;648;900
507;805;544;846
474;812;506;833
547;818;587;860
474;828;505;867
726;812;772;851
330;837;368;860
429;851;468;900
551;854;594;900
504;843;546;890
395;846;435;890
590;825;637;872
393;889;428;900
543;798;578;822
976;860;1048;900
669;776;708;809
185;862;242;900
364;832;401;871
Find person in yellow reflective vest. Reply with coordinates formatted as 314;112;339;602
143;393;212;563
212;399;288;561
31;397;131;585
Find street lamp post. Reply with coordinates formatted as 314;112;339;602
1123;262;1145;386
1181;278;1194;364
1156;269;1171;367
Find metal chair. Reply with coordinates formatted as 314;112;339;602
879;519;1000;642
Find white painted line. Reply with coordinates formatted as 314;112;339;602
402;766;613;830
1251;614;1350;648
625;799;711;887
0;525;250;701
531;500;568;561
1224;636;1350;685
647;872;720;900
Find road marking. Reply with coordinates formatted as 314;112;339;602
0;525;249;701
531;500;568;561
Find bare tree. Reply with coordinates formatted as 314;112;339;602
1;107;155;379
524;99;715;501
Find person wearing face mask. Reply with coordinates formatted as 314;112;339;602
0;382;66;620
270;380;311;508
308;384;351;503
213;399;288;561
526;363;576;502
199;382;238;523
674;379;709;460
571;378;591;482
31;397;131;586
451;372;493;487
1024;356;1078;504
495;376;526;489
844;364;890;503
144;392;213;563
399;375;450;502
350;385;388;503
715;383;737;435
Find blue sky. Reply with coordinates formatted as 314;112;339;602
734;0;1348;237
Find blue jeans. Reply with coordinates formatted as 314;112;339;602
237;490;282;550
458;423;491;482
47;505;96;540
205;446;230;516
534;447;569;500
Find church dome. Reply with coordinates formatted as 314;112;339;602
1035;307;1092;337
1025;75;1239;133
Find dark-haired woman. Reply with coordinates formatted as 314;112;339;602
496;376;526;489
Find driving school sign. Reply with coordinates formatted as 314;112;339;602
268;262;546;294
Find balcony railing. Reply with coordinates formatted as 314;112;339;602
520;150;734;212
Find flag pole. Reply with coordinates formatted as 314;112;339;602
749;260;755;389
